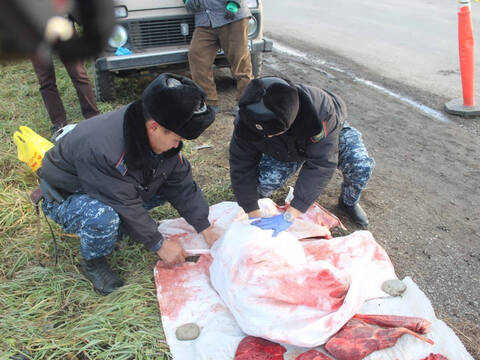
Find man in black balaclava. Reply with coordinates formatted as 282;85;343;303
37;73;218;295
229;76;375;235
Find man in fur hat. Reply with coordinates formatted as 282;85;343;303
229;76;375;234
37;73;219;295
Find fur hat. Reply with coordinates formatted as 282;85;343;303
238;77;299;137
142;73;215;140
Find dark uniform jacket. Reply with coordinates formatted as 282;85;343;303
38;103;210;252
229;84;347;214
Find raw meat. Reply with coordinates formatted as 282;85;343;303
353;313;431;334
295;349;333;360
325;319;434;360
420;354;449;360
234;336;286;360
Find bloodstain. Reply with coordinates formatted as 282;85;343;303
154;255;213;320
234;336;286;360
420;354;449;360
303;243;343;267
259;268;348;310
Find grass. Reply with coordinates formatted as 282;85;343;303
2;59;478;360
0;59;238;359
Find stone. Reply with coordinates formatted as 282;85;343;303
175;323;200;341
381;279;407;297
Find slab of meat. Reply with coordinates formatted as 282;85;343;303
325;319;434;360
234;336;286;360
295;349;333;360
353;313;431;334
420;354;449;360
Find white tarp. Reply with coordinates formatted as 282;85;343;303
154;201;473;360
154;258;473;360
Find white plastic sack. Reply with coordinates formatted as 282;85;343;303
209;224;397;347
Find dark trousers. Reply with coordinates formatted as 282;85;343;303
31;54;99;127
188;18;253;105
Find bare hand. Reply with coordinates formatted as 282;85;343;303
156;240;187;266
201;225;220;247
286;206;302;220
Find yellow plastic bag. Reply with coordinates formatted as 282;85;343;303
13;126;54;172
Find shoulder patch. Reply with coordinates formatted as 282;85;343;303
115;152;128;176
310;130;325;143
310;120;328;143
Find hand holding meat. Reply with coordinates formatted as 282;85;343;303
156;240;187;266
201;225;220;246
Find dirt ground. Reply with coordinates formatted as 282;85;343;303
199;36;480;358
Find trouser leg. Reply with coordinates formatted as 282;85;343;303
218;18;253;100
61;57;99;119
188;27;221;105
31;55;67;127
42;194;120;260
257;154;302;197
337;125;375;206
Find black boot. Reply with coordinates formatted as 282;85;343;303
81;257;124;295
338;197;369;229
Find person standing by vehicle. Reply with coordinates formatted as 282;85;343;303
185;0;253;113
31;15;99;134
229;76;375;234
37;73;219;295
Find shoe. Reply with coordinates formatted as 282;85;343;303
50;124;65;136
81;256;124;295
232;105;239;117
338;197;369;228
51;123;76;143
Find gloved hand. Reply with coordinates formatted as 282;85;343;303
225;1;240;20
251;214;293;237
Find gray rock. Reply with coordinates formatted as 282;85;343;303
381;279;407;297
175;323;201;341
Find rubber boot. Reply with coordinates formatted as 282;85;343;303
338;197;369;229
81;256;124;295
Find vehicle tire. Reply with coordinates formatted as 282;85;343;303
93;64;115;102
251;52;263;78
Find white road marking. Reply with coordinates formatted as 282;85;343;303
271;40;451;124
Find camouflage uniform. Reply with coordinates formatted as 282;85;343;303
258;123;374;206
42;194;166;260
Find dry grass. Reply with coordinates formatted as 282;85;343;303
1;60;478;359
0;60;237;359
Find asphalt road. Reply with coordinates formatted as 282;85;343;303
257;1;480;357
262;0;480;102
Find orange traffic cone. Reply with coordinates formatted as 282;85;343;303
445;0;480;116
